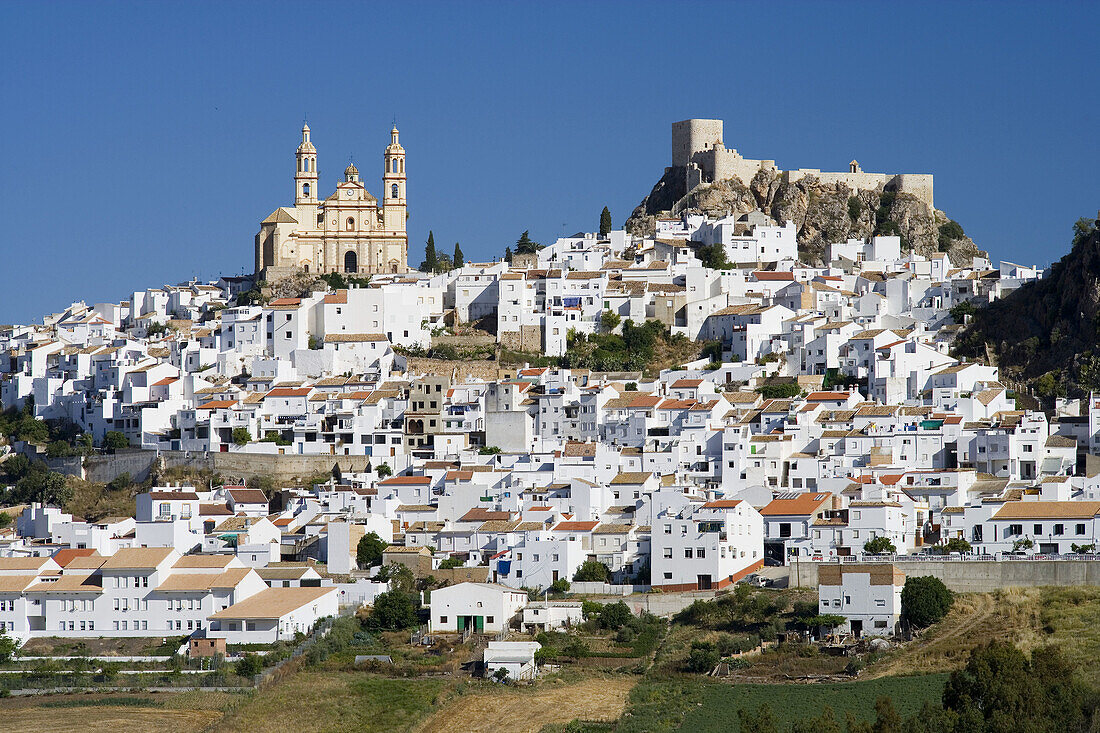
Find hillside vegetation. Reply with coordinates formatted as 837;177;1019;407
954;215;1100;398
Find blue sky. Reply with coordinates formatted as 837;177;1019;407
1;1;1097;323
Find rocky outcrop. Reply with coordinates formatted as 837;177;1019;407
954;216;1100;398
627;166;984;265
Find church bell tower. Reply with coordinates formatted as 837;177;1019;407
382;126;406;233
295;124;318;205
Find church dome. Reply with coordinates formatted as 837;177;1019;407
344;162;359;177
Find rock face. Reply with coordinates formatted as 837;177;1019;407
954;217;1100;397
627;167;983;265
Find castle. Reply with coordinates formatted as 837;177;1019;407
254;124;408;280
672;119;934;208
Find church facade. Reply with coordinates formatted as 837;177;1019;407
255;124;408;279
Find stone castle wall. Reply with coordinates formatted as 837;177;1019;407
674;118;934;209
499;325;543;353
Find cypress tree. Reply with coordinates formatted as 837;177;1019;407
600;206;612;236
421;231;438;272
454;242;464;268
504;246;513;264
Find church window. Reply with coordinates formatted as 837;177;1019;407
391;184;399;199
302;183;310;197
346;217;355;231
399;159;404;173
391;159;398;173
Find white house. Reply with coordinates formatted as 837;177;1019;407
483;640;541;680
428;582;528;634
817;564;904;637
207;586;338;643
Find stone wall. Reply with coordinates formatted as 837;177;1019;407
498;325;542;354
46;449;376;485
790;559;1100;593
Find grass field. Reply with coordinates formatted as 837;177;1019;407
215;672;448;732
420;673;635;733
0;690;238;733
546;674;948;732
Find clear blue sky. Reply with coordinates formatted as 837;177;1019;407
1;1;1097;323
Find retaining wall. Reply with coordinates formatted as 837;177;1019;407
790;559;1100;593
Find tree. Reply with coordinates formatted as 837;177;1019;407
504;246;513;264
515;230;542;255
595;601;632;630
438;556;465;570
0;626;16;663
599;206;612;236
453;242;464;268
938;538;972;554
103;431;130;451
376;463;392;478
234;653;263;678
900;575;953;629
0;513;11;529
420;230;438;272
369;589;418;630
600;309;621;334
686;640;720;672
572;560;610;582
695;242;731;270
106;472;132;493
231;427;252;446
863;536;897;555
870;696;903;733
478;446;502;455
356;531;387;570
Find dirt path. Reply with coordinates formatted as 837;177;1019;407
865;593;1002;679
416;675;636;733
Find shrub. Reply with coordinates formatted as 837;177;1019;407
103;431;129;450
901;575;953;629
686;641;720;673
231;428;252;446
863;536;897;555
234;654;263;678
847;196;863;221
573;560;610;583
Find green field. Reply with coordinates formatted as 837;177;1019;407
558;674;948;732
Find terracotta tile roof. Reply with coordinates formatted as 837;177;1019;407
760;492;832;517
100;547;175;570
992;501;1100;520
702;499;742;509
208;586;336;620
553;521;600;531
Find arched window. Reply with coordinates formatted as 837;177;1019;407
399;159;404;173
345;217;355;231
344;250;358;274
391;183;399;199
302;183;310;197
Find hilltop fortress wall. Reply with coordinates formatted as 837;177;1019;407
671;119;933;208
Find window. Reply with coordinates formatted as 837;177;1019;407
697;547;705;559
391;183;399;198
684;548;693;559
663;572;672;580
875;599;886;607
664;524;671;535
486;616;494;624
1034;524;1043;535
346;217;355;231
1054;524;1064;536
1077;523;1087;535
439;616;447;624
663;548;672;558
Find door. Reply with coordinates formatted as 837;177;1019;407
850;620;863;638
457;616;468;632
475;615;485;632
697;574;712;590
552;570;559;583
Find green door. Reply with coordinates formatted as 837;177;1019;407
457;616;466;632
475;615;484;632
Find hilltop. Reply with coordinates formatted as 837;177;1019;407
954;214;1100;397
626;166;984;266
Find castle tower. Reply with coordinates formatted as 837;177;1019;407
382;126;406;233
295;124;318;205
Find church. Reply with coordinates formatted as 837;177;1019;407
254;124;409;279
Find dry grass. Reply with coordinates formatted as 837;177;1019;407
866;588;1048;679
416;674;636;733
214;672;448;733
0;706;219;733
